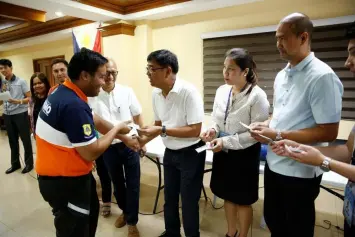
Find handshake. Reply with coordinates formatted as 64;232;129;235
115;122;163;156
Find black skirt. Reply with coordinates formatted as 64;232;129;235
210;142;261;205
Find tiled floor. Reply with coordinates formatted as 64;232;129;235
0;130;345;236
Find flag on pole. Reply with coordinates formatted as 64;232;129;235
72;23;102;54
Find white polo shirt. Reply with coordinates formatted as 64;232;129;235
152;78;204;150
88;83;142;143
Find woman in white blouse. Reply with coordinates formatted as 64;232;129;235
201;48;270;237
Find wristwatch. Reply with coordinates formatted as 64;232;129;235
275;130;283;141
320;157;332;172
161;125;167;137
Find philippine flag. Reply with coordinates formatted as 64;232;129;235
72;24;102;54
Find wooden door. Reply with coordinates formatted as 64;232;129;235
33;55;65;86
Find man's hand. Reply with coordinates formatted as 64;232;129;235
200;128;216;142
250;126;277;144
123;136;140;152
137;126;162;138
7;99;17;104
210;138;223;153
271;140;325;166
271;139;301;157
116;121;133;134
136;135;150;147
249;121;269;130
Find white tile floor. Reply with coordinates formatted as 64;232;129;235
0;130;345;236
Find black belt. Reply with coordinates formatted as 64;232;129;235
38;173;90;181
166;140;205;153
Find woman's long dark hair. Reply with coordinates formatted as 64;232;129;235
30;72;50;103
225;48;258;94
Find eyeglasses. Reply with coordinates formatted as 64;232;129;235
106;71;118;77
146;67;165;74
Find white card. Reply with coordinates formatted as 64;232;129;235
240;121;275;144
239;121;251;130
285;145;303;153
195;143;213;153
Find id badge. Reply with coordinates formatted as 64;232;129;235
343;182;355;227
218;131;230;138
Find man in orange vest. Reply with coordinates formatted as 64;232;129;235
36;48;139;237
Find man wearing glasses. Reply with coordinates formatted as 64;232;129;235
137;50;205;237
88;58;143;237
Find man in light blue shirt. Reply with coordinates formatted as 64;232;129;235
251;13;343;237
0;59;33;174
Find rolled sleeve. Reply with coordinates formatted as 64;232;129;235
310;73;343;124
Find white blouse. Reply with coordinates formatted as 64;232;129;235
210;84;270;150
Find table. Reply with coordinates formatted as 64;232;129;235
145;137;348;213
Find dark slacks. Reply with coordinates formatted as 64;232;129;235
38;174;99;237
344;220;355;237
4;112;33;167
95;155;112;203
163;141;206;237
103;143;141;225
264;163;322;237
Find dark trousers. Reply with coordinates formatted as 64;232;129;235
95;156;112;203
4;112;33;167
163;141;206;237
38;174;99;237
103;143;140;225
344;221;355;237
264;163;322;237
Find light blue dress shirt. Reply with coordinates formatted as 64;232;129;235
2;75;29;115
267;52;344;178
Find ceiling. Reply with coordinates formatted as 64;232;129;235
0;0;260;51
0;17;25;31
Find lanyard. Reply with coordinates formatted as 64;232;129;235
224;87;233;125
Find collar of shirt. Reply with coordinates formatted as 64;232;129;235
284;52;315;76
235;84;251;98
227;84;252;108
63;80;88;103
157;77;182;96
6;74;16;82
10;74;16;81
100;83;119;96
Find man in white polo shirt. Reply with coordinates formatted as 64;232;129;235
88;58;142;237
137;50;205;237
250;13;343;237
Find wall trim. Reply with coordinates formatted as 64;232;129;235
201;15;355;39
98;23;136;37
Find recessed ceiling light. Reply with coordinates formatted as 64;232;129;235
55;12;64;17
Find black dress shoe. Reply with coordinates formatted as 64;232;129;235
158;231;181;237
21;165;33;174
5;165;21;174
